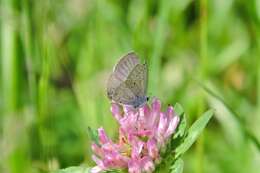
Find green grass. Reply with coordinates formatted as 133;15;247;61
0;0;260;173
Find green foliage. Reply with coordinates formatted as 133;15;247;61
174;110;214;158
54;166;90;173
54;166;127;173
170;159;184;173
155;106;213;173
87;127;100;146
173;103;186;138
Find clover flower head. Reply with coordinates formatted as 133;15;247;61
90;98;180;173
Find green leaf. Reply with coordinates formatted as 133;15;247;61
173;103;187;138
171;159;184;173
174;114;187;139
175;110;214;158
104;169;127;173
174;103;184;117
54;167;126;173
53;166;90;173
87;126;100;146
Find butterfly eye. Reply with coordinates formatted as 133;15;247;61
146;97;149;101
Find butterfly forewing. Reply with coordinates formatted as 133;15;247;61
107;74;121;100
112;52;140;81
107;52;140;99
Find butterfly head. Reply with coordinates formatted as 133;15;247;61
132;95;149;109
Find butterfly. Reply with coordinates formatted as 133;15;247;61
107;52;149;108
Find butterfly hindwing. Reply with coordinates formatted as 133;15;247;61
124;63;147;97
112;82;136;105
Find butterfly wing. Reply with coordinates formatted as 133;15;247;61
107;52;140;100
111;82;137;105
113;52;140;81
124;63;148;97
109;64;148;105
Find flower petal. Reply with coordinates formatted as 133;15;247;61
119;113;137;134
148;100;161;130
151;98;161;113
92;155;104;168
128;158;142;173
139;104;150;120
130;137;144;158
123;105;135;115
90;166;103;173
166;106;174;120
157;113;168;136
147;138;159;159
165;116;180;139
98;128;111;144
111;103;122;121
91;143;103;157
141;156;155;173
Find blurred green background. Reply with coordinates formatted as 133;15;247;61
1;0;260;173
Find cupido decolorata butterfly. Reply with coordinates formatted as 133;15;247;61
107;52;149;108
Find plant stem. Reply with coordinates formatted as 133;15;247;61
196;0;208;173
1;0;17;113
200;0;208;76
149;0;171;96
0;0;28;173
21;0;37;109
197;81;260;151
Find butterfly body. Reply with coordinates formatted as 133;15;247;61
107;52;148;108
130;95;149;109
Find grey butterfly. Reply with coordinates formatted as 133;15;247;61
107;52;149;108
